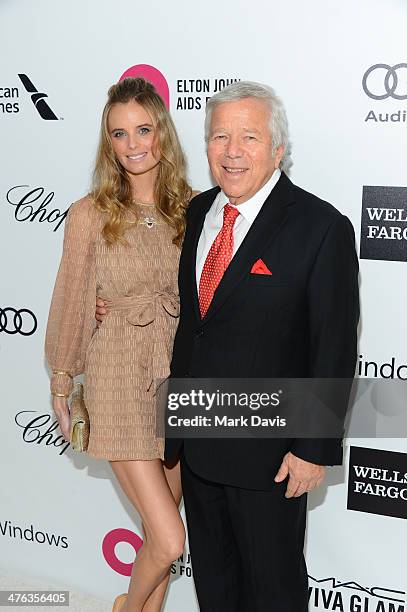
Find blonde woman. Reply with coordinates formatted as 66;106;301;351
45;78;191;612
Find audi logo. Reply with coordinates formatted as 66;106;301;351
363;63;407;100
0;307;37;336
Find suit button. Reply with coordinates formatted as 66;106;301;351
195;330;204;338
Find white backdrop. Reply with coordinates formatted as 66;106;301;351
1;1;406;610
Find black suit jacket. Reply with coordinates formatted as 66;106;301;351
165;172;359;490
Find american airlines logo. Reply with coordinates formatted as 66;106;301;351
17;74;59;120
360;185;407;261
309;574;406;611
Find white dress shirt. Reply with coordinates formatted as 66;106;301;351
196;169;281;287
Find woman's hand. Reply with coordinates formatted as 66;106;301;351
96;297;107;327
52;395;71;441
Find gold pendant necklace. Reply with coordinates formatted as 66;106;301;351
130;200;158;228
140;215;157;228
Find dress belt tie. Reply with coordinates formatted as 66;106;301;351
104;291;180;392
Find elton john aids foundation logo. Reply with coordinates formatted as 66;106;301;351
102;528;144;576
118;64;241;110
103;527;193;579
119;65;170;109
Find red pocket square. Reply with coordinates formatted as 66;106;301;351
250;259;272;275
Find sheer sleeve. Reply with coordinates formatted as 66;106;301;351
45;196;99;397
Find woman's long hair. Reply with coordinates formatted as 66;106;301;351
91;77;191;247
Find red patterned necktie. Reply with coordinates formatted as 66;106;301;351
199;203;240;318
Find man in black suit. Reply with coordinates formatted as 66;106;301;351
166;81;359;611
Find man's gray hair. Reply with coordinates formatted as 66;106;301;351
204;81;292;174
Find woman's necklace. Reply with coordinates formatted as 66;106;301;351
132;200;155;206
140;215;157;228
131;200;159;228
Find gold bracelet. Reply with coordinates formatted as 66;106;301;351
52;370;73;379
51;392;69;398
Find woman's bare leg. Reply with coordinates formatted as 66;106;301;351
110;459;184;612
141;459;182;611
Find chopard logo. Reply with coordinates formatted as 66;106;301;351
0;307;37;336
17;74;59;120
6;185;69;232
363;63;407;100
15;411;70;456
308;574;406;611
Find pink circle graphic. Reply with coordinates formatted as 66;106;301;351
119;64;170;109
102;528;144;576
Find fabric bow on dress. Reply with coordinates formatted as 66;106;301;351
105;291;180;393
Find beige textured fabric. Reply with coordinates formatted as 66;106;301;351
45;196;180;460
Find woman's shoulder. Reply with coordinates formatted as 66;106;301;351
68;195;104;228
69;194;98;216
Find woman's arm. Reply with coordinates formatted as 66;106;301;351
45;196;98;436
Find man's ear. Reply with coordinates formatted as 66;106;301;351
274;145;284;169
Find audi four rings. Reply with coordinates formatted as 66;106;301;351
0;307;38;336
363;63;407;100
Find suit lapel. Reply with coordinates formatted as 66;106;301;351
182;187;220;321
202;173;295;324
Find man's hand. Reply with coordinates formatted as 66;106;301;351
52;396;71;441
96;297;107;327
274;452;325;498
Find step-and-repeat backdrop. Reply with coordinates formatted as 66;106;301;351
1;0;406;610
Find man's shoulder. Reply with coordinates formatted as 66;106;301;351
284;178;355;239
186;186;219;218
291;181;342;223
280;174;356;244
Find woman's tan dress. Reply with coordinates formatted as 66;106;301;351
45;197;180;460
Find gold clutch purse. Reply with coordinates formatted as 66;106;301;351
69;383;90;452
